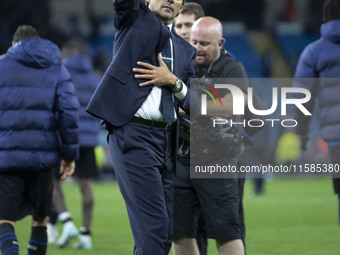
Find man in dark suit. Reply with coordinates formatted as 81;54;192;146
86;0;199;254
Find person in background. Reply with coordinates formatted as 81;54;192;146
174;2;205;42
0;25;79;255
48;38;101;250
173;17;248;255
293;0;340;227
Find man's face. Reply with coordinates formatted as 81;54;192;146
147;0;183;25
174;13;196;42
190;27;223;69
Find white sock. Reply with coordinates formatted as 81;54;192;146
59;211;72;223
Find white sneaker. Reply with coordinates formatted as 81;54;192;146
56;221;78;248
47;223;59;244
72;234;93;250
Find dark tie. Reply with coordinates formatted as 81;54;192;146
160;38;175;126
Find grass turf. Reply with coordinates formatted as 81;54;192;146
14;178;340;254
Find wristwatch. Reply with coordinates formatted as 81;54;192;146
172;79;183;93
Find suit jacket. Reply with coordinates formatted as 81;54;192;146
86;0;199;127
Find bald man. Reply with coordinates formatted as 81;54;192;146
173;17;249;255
191;17;248;116
191;16;226;74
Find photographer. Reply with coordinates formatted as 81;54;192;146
173;17;250;255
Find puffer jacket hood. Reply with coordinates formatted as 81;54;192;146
321;19;340;43
62;54;93;73
7;38;60;68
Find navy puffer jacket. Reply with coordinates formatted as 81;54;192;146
0;38;79;171
294;19;340;142
63;55;100;148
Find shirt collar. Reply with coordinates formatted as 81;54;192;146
167;24;173;31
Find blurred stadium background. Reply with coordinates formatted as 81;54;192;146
0;0;325;77
2;0;339;254
0;0;328;171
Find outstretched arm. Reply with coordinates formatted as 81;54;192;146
113;0;140;29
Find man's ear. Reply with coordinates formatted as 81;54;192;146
218;38;226;50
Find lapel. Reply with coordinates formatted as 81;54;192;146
157;23;186;77
171;33;185;77
157;22;172;54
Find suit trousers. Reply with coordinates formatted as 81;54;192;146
108;120;175;255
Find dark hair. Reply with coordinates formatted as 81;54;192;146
61;37;90;58
323;0;340;23
180;2;205;21
12;25;39;43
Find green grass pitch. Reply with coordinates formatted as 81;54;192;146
14;178;340;254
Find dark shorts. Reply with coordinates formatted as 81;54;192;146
75;147;98;179
174;176;243;241
0;169;54;221
55;147;98;179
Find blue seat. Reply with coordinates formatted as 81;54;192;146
224;34;264;78
276;34;320;70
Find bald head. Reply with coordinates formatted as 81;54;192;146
191;17;223;40
190;16;225;71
